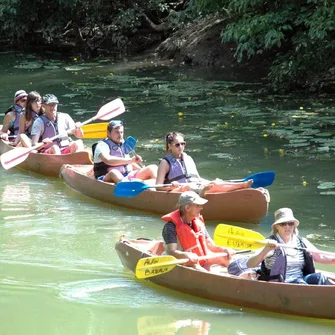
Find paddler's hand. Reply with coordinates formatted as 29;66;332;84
264;239;277;251
185;252;199;266
74;122;82;129
218;247;235;260
131;154;143;164
42;138;53;145
0;133;8;141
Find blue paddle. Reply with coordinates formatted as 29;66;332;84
114;171;275;197
123;136;144;167
228;171;275;188
123;136;137;154
114;181;170;197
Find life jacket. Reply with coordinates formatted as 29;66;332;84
161;210;209;265
259;235;315;282
25;111;39;137
93;139;131;178
163;152;199;184
39;113;70;148
5;104;23;136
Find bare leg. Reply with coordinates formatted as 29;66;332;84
135;164;158;180
203;179;253;194
104;169;124;183
19;134;32;148
45;144;61;154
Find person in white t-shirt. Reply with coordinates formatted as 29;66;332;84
93;120;157;183
31;94;84;154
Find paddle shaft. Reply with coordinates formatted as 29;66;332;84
218;233;335;257
168;249;250;265
1;99;124;169
138;250;250;271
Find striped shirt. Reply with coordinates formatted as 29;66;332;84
264;234;305;281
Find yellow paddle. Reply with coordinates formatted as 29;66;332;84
214;224;335;257
81;122;108;138
136;250;250;279
1;99;124;169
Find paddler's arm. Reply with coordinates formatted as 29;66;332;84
246;241;277;268
71;122;84;139
162;222;199;266
302;238;335;264
98;151;139;167
205;235;235;260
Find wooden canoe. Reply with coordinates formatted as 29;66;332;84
60;164;269;223
0;139;93;177
115;237;335;320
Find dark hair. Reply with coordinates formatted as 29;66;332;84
165;131;184;152
25;91;43;122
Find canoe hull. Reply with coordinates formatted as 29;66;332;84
0;139;92;177
60;164;269;223
115;238;335;320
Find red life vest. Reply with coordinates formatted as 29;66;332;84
161;210;209;258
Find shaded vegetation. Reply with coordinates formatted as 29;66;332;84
1;0;335;92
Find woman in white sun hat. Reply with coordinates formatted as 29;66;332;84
246;208;335;285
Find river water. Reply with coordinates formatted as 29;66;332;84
0;52;334;334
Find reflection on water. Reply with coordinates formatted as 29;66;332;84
1;183;31;203
137;316;210;335
1;53;335;335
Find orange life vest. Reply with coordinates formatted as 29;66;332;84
161;210;209;257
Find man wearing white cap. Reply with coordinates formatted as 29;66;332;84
161;191;235;271
246;207;335;284
0;90;28;140
30;94;84;154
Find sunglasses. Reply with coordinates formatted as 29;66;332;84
110;120;123;127
20;98;27;102
278;221;295;227
173;142;186;148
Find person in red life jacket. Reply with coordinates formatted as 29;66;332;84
1;90;28;141
92;120;158;183
156;131;253;193
162;190;235;271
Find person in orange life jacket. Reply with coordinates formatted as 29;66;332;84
30;94;84;154
0;90;28;141
13;91;44;147
156;131;253;194
246;208;335;285
92;120;158;183
162;191;235;271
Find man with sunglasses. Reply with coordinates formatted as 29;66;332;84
92;120;157;183
246;208;335;284
1;90;28;141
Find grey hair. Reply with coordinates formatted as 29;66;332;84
178;204;187;215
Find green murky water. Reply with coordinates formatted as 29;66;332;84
0;52;334;334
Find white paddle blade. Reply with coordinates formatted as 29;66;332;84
1;147;32;169
95;98;125;121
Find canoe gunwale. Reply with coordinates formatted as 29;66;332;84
0;139;92;177
60;164;269;223
115;238;335;320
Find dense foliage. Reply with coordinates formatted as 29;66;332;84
0;0;180;56
194;0;335;91
1;0;334;91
